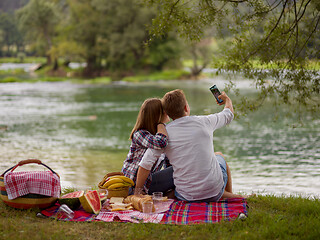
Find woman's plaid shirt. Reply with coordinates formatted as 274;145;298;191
121;129;169;191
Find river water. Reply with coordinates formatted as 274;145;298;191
0;78;319;198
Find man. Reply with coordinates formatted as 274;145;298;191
135;89;246;201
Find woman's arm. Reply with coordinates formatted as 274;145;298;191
134;129;168;149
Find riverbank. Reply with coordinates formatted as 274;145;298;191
0;57;192;84
2;57;319;85
1;195;319;239
0;68;191;84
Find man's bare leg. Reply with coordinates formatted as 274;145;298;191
225;162;233;193
215;152;233;193
215;152;255;199
221;191;247;199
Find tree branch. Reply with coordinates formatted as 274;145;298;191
283;0;312;34
246;0;289;60
295;14;320;60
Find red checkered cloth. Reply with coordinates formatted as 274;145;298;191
96;199;174;223
96;209;164;223
4;171;61;200
161;198;248;225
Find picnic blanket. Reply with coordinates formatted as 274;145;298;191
4;171;61;200
40;198;247;225
40;201;171;223
162;198;247;225
41;203;96;222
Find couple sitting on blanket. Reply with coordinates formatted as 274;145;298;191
121;89;247;202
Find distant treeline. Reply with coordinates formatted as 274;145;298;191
0;0;187;78
0;0;318;80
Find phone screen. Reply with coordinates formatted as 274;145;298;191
210;85;223;103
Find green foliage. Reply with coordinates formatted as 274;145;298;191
0;76;21;82
0;11;23;57
70;77;112;84
42;0;182;77
16;0;59;63
0;68;26;75
142;0;320;114
0;57;46;63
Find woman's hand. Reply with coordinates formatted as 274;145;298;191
161;112;170;123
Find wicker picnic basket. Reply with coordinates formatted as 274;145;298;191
0;159;60;209
98;171;130;198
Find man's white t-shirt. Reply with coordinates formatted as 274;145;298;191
139;108;234;201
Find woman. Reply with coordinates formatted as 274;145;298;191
121;98;172;194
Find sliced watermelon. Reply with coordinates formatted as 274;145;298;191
79;190;101;214
58;190;84;210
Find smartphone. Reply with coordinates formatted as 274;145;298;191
209;85;223;103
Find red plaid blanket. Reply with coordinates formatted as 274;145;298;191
40;198;247;225
40;199;173;223
4;171;61;200
161;198;247;225
41;203;96;221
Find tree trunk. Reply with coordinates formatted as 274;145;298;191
46;54;52;66
52;58;58;71
83;55;98;77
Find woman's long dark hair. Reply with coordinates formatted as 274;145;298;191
130;98;164;139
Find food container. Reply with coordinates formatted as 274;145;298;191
0;159;60;209
107;186;129;199
98;171;129;198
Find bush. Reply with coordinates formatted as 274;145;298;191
1;77;20;83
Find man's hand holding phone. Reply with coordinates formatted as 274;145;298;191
216;91;228;105
209;85;234;113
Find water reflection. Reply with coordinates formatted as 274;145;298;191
0;80;319;197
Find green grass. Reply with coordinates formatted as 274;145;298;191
0;57;46;64
122;70;190;82
70;76;112;84
249;59;320;71
1;195;319;239
0;76;68;83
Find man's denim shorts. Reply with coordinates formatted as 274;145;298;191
175;154;228;202
215;154;228;200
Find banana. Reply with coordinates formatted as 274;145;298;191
102;178;124;188
108;175;134;186
107;182;128;190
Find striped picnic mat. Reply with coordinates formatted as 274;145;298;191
161;198;247;225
